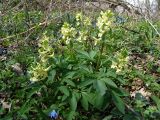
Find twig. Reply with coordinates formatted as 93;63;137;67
145;17;160;37
121;26;140;34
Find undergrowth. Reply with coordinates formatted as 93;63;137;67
0;9;160;120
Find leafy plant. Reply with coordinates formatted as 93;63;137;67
1;5;160;120
26;10;130;120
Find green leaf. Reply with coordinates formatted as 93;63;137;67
151;95;160;110
86;93;96;105
78;79;94;88
27;86;41;98
47;69;56;84
81;93;89;111
76;50;90;60
43;104;58;114
157;67;160;73
70;93;77;111
18;99;34;115
64;79;76;87
49;69;56;77
94;93;104;109
112;91;125;114
80;65;93;74
59;86;70;96
65;71;76;79
106;70;117;78
0;116;13;120
35;105;47;119
89;50;97;60
102;115;112;120
74;91;81;101
102;91;111;110
102;78;117;88
62;95;68;101
117;77;126;84
96;80;107;95
123;114;140;120
67;111;76;120
112;88;129;97
76;50;97;61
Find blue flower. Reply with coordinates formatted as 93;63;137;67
116;16;126;24
49;110;58;119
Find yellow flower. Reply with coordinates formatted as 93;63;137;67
77;30;88;42
76;12;91;26
29;35;54;82
76;12;83;25
84;17;91;26
111;61;117;69
116;68;121;73
97;10;113;38
93;37;100;45
30;77;39;82
76;13;83;20
61;22;77;44
111;50;129;74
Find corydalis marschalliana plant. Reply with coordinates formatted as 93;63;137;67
29;10;114;82
29;35;54;82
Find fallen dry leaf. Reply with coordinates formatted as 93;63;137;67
0;99;11;111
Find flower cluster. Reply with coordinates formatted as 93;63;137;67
75;12;83;26
61;22;77;44
29;36;53;82
97;10;113;38
29;63;50;82
75;12;91;42
75;12;91;27
38;36;54;62
111;51;129;73
77;30;88;42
